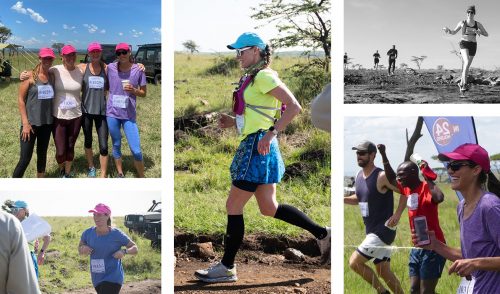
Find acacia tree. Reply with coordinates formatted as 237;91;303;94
52;43;64;54
182;40;199;54
411;55;427;70
0;26;12;43
251;0;331;70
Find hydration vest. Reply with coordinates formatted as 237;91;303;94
232;74;285;123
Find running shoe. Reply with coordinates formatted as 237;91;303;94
62;173;73;178
87;167;96;178
59;169;65;178
317;227;331;263
194;262;238;283
117;173;125;178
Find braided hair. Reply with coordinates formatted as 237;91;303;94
248;44;272;83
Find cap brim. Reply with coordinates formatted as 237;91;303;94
437;152;470;162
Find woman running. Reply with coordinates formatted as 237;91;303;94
106;43;147;178
13;48;55;178
194;32;331;283
79;203;138;294
51;45;84;178
415;144;500;293
443;5;488;92
79;43;109;178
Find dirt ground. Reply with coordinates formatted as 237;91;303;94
174;232;331;294
344;69;500;103
60;279;161;294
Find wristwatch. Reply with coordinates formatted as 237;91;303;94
268;126;278;135
122;248;128;255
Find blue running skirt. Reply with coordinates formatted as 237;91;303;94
230;131;285;184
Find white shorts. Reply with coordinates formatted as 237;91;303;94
357;233;393;262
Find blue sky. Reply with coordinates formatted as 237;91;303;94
344;117;500;176
0;0;160;50
345;0;500;70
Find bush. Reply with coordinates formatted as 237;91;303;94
205;56;239;76
283;59;329;106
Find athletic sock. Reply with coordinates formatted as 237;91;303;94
274;204;327;239
221;215;244;269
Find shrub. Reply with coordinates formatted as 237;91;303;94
205;56;239;76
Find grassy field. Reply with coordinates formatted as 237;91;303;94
344;183;462;293
0;54;161;178
174;53;331;236
37;217;161;294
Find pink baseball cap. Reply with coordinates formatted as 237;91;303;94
88;203;111;215
61;44;76;55
115;43;130;52
38;48;55;58
87;42;102;52
438;143;490;173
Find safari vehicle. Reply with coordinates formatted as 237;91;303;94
82;43;119;64
124;200;161;236
144;220;161;248
134;43;161;84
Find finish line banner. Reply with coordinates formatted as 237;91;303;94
423;116;477;200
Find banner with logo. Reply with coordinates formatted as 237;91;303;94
423;116;477;200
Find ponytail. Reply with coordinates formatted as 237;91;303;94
32;63;41;83
486;171;500;197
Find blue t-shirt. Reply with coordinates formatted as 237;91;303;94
80;227;131;287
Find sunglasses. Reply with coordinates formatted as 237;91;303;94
356;151;368;156
467;11;474;14
236;47;253;57
446;161;476;171
116;50;129;56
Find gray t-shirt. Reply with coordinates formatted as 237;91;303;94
0;211;40;294
82;64;107;116
25;79;54;126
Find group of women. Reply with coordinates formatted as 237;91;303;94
13;42;147;178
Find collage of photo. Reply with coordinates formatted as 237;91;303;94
1;0;500;293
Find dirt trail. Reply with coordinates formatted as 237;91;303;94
60;279;161;294
175;258;330;294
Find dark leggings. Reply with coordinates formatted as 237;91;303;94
53;116;82;164
12;124;52;177
95;281;121;294
82;114;109;156
388;59;396;74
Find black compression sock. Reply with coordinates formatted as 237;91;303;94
221;215;244;268
274;204;327;239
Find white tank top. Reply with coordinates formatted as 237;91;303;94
51;64;84;119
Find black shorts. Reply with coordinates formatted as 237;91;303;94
232;180;261;192
374;58;379;64
459;40;477;56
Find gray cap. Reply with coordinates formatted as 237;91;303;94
352;140;377;153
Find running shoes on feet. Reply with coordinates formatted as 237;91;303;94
317;227;331;264
117;173;125;178
87;167;96;178
194;262;238;283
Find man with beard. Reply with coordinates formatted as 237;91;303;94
385;159;446;294
344;141;404;294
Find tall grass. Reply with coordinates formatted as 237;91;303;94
0;54;161;178
37;217;161;293
174;53;330;236
344;184;462;293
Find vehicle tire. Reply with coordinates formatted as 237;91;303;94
154;73;161;85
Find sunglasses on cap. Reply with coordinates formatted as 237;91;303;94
116;50;129;56
446;161;476;171
236;47;253;57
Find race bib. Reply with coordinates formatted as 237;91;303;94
407;193;419;210
88;76;105;89
359;202;369;217
235;114;244;135
112;95;129;109
90;259;105;274
59;96;77;110
457;277;475;294
37;85;54;100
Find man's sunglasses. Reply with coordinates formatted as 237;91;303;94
446;161;476;171
356;151;368;156
116;50;129;56
236;47;253;57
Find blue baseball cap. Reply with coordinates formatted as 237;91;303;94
14;200;28;209
227;32;267;50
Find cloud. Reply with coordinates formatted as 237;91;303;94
100;29;106;34
11;2;48;24
52;32;57;36
152;27;161;34
131;29;143;38
83;24;99;34
118;32;123;36
63;24;76;30
16;20;22;24
9;35;41;46
0;22;4;27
